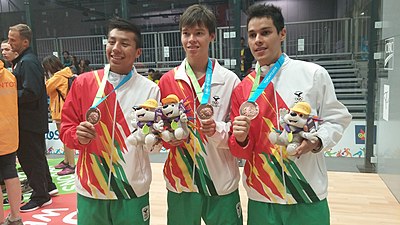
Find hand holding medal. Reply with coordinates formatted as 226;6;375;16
240;55;285;120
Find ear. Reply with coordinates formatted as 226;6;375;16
135;48;142;59
23;39;30;48
209;32;216;42
279;27;287;42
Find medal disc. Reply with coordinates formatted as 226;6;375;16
239;101;259;120
196;104;214;120
86;107;101;125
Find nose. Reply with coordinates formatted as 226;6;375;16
290;112;297;117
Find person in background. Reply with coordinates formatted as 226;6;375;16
8;23;58;213
0;59;23;225
0;40;28;207
240;37;254;79
147;68;155;81
60;17;160;225
62;50;73;67
151;70;162;84
229;4;352;225
158;4;242;225
77;59;91;74
1;40;19;70
42;55;76;176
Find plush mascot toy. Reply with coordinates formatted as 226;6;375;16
159;94;189;142
268;101;320;157
127;99;163;152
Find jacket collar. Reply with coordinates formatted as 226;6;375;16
174;58;226;86
12;47;32;65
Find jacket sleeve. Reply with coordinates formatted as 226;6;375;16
207;75;241;149
59;76;87;150
18;58;45;104
228;84;254;160
314;67;352;151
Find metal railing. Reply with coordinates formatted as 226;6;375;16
36;17;370;69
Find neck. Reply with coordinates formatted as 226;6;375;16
187;56;209;79
259;52;283;67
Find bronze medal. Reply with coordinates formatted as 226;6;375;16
86;107;101;125
196;104;214;120
239;101;259;120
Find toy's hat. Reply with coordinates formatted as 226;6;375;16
161;94;179;104
140;99;158;109
290;101;311;115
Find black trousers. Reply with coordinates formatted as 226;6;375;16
17;130;55;203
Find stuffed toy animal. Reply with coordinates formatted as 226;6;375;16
127;99;163;152
268;101;319;157
159;94;189;142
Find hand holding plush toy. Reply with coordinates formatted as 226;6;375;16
268;101;320;157
127;99;163;152
159;94;189;142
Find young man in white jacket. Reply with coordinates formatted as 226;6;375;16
229;3;352;225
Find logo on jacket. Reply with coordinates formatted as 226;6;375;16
211;95;221;107
294;91;303;102
142;205;150;221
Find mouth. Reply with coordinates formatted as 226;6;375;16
137;113;145;118
255;47;267;53
165;110;173;116
289;120;298;123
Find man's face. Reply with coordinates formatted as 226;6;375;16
106;28;141;75
247;17;286;66
1;42;18;62
181;24;215;61
8;30;29;55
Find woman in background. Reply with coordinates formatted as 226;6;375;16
42;55;76;176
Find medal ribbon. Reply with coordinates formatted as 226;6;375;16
248;54;285;103
90;64;133;109
185;58;213;105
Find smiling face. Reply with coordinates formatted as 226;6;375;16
284;110;308;129
161;103;180;118
106;28;142;75
247;17;286;66
135;107;156;122
181;24;215;63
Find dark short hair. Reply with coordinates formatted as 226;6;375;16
108;17;142;48
9;24;32;43
179;4;216;35
246;4;285;33
42;55;64;74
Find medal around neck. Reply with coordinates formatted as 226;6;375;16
197;104;214;120
239;101;259;120
86;107;101;125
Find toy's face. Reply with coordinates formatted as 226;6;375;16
135;107;156;122
161;103;180;118
284;110;308;128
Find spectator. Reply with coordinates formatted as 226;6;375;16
77;59;91;74
1;40;19;70
42;55;76;176
240;37;254;79
8;23;58;212
62;50;73;67
0;59;23;225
